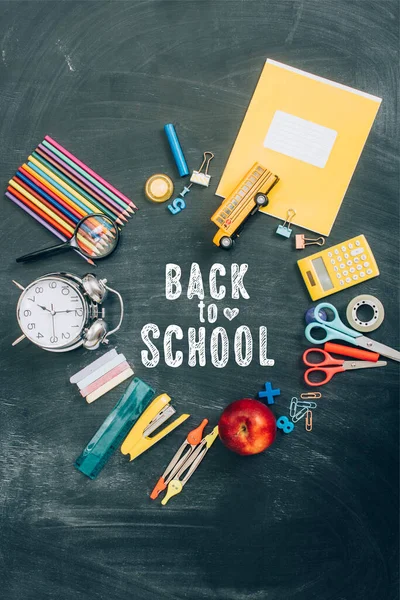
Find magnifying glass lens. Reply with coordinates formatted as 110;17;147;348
76;215;119;258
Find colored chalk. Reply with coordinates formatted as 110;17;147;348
86;368;134;404
80;361;130;397
77;354;126;390
70;349;118;384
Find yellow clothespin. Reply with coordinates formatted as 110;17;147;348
161;425;219;505
121;394;190;461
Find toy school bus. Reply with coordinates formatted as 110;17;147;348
211;163;279;249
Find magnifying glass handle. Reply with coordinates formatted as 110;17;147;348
16;241;71;263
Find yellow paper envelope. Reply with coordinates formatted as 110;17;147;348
216;59;381;236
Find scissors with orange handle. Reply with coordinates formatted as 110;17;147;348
305;302;400;362
303;348;387;386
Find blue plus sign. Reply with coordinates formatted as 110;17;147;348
258;382;280;405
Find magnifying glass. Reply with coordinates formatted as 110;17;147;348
16;214;120;263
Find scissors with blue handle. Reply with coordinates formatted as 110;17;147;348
305;302;400;363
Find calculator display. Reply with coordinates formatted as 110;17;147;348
311;257;334;291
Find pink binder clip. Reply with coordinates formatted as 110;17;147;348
295;234;325;249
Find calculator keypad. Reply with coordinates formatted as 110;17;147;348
299;235;378;300
326;237;373;287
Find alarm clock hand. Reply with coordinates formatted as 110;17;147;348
51;304;57;340
37;303;52;313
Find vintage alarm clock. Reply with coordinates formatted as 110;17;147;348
12;272;124;352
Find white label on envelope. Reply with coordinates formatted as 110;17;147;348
263;110;337;168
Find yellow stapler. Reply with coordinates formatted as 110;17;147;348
120;393;190;461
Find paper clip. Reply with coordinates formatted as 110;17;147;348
276;209;296;238
300;392;322;399
190;152;214;187
289;397;298;418
297;400;317;409
305;409;313;432
295;234;325;249
292;406;308;423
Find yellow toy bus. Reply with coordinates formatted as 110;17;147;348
211;163;279;249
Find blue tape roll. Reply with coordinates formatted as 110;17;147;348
164;124;189;177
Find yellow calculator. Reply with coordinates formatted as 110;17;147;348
297;234;379;300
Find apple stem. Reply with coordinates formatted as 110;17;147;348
237;424;248;436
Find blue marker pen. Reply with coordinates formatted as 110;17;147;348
164;124;190;177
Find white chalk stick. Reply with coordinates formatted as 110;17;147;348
86;368;134;404
77;354;126;390
69;349;118;384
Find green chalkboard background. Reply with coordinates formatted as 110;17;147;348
0;2;398;599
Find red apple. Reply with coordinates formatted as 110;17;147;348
218;399;276;455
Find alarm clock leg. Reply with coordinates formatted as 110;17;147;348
12;334;26;346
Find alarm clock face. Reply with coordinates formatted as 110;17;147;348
17;276;87;349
